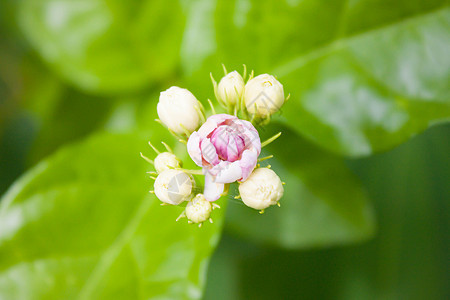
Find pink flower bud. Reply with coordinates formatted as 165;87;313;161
187;114;261;201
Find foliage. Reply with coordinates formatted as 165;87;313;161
0;0;449;299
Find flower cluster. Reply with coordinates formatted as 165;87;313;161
141;65;288;227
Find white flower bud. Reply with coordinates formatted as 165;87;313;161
154;169;193;205
185;194;212;223
157;86;201;135
217;71;245;106
154;152;181;173
244;74;284;117
238;168;284;210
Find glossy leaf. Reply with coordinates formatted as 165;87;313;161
225;125;375;249
18;0;185;94
186;0;450;156
0;132;226;299
276;5;450;156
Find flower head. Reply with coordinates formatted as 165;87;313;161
244;74;284;118
187;114;261;201
154;169;193;205
239;167;284;210
217;71;245;106
157;86;201;135
144;66;288;226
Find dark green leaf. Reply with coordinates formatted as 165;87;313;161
27;88;116;164
225;125;375;249
0;132;226;299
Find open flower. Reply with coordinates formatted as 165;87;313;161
187;114;261;201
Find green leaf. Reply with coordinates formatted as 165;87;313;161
27;88;116;164
18;0;185;94
225;125;375;249
276;5;450;156
184;0;450;156
0;132;226;299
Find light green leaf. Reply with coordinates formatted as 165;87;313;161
0;132;226;299
18;0;185;94
226;125;375;248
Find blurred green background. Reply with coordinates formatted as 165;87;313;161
205;124;450;300
0;0;449;299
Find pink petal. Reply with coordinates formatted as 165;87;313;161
239;149;258;181
233;135;245;158
208;114;237;125
210;126;229;160
227;119;261;155
204;172;224;201
241;126;261;155
225;137;240;162
197;114;237;138
200;138;220;166
239;119;259;134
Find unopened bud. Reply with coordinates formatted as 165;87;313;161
217;71;245;106
244;74;284;118
185;194;212;223
154;152;181;173
157;86;201;135
154;169;193;205
238;168;283;210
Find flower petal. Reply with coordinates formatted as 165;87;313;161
198;119;219;137
187;132;203;167
200;138;220;166
210;160;243;183
204;172;224;201
208;114;237;125
239;121;261;155
239;149;258;181
239;119;259;134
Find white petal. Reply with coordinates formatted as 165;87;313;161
187;132;203;167
204;172;224;201
198;119;219;137
211;161;243;183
